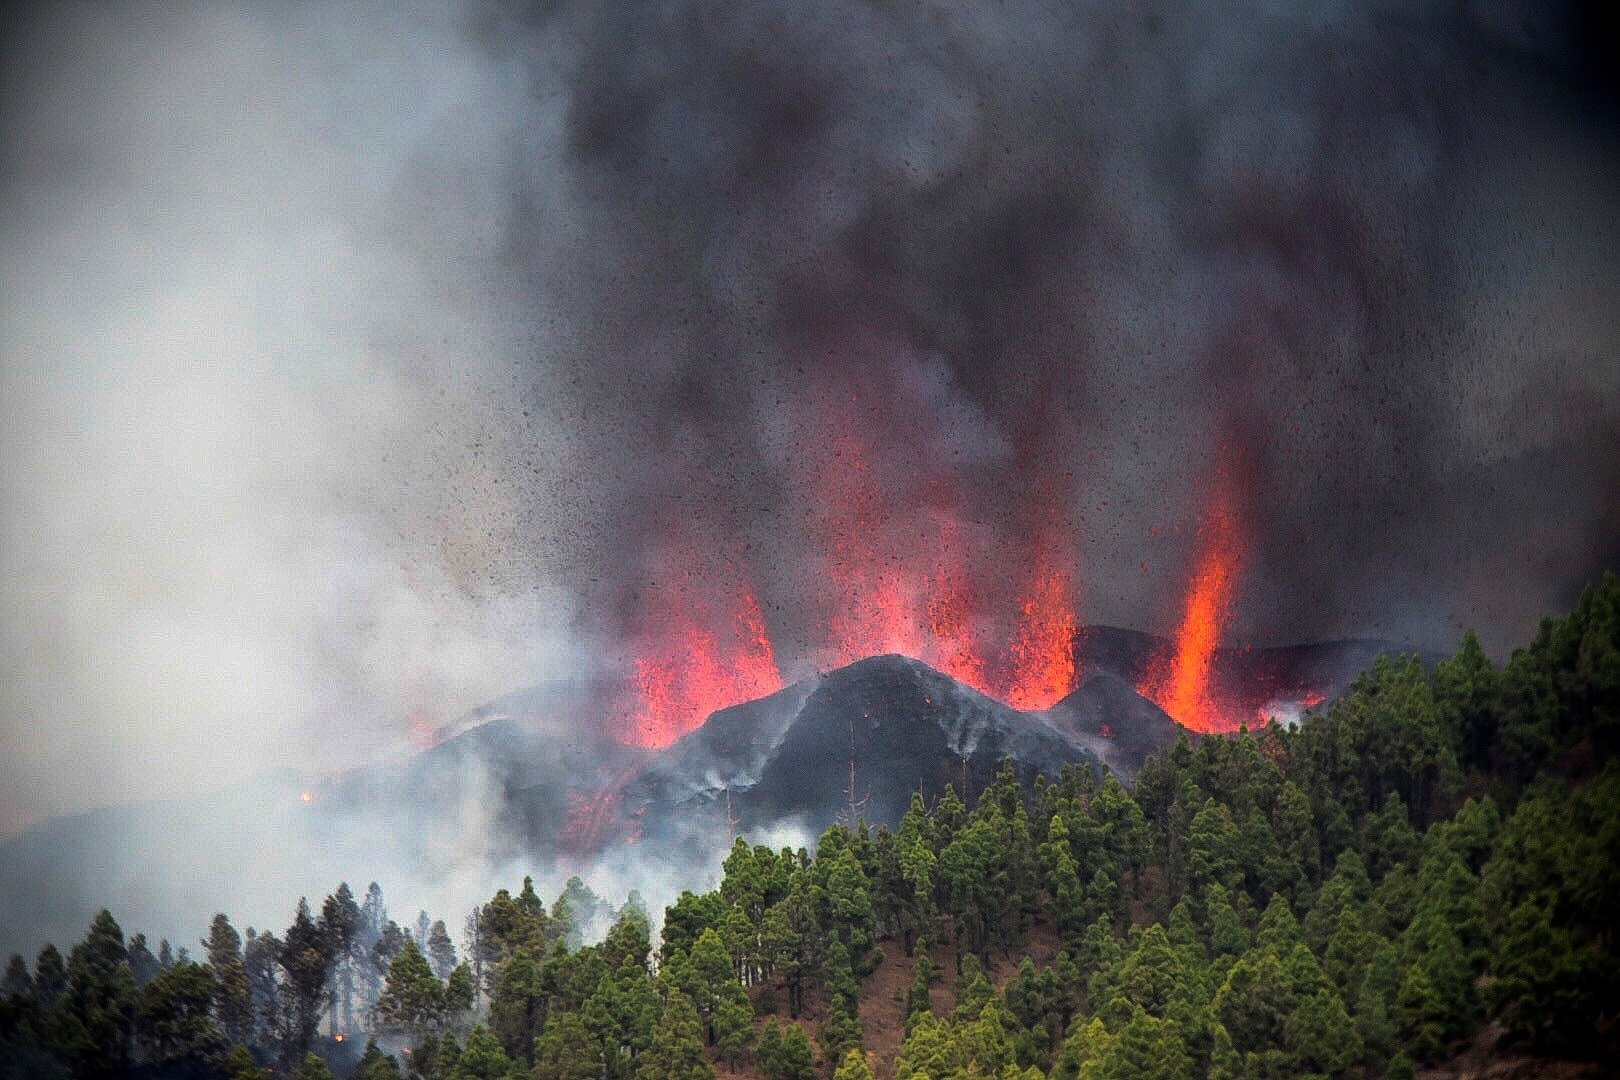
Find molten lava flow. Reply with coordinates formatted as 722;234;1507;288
926;582;986;691
562;763;644;851
626;582;782;748
1001;558;1079;709
1145;483;1245;732
621;363;1095;737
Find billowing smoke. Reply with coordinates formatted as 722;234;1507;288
1;0;1617;949
485;0;1620;660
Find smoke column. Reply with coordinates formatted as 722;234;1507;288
2;1;1619;817
485;0;1620;723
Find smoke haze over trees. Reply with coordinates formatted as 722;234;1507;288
2;576;1618;1076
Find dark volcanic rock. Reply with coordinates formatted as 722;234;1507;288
0;632;1415;958
633;655;1099;847
627;676;821;804
1044;673;1183;777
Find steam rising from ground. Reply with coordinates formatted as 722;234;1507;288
1;0;1618;949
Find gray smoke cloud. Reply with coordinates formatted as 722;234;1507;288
474;0;1620;669
0;0;1617;944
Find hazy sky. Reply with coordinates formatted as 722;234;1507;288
3;0;1618;837
0;4;588;834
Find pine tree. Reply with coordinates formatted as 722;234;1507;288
833;1048;874;1080
2;954;33;999
535;1010;603;1080
1434;630;1500;771
294;1052;334;1080
137;959;227;1070
34;943;67;1010
321;884;362;1032
952;953;993;1022
636;992;713;1080
223;1043;266;1079
773;1024;816;1080
713;990;754;1069
1112;1005;1192;1080
356;1038;404;1079
445;962;476;1026
757;1018;784;1078
1287;987;1364;1077
487;948;544;1062
905;948;934;1031
377;938;444;1038
242;928;283;1048
127;933;159;989
54;909;136;1078
427;920;458;980
279;899;334;1067
450;1024;518;1080
682;927;737;1043
205;913;254;1046
818;999;862;1065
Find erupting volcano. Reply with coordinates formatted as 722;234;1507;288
1141;466;1248;732
612;424;1321;745
602;351;1347;748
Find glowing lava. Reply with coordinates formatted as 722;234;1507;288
626;582;782;748
1002;557;1079;710
618;364;1091;745
1144;478;1245;732
925;539;987;692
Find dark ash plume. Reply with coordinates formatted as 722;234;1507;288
478;0;1620;662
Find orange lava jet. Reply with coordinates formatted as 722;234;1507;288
626;581;782;748
805;422;1080;705
1144;477;1245;732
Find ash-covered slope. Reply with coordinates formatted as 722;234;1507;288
1044;673;1182;777
0;677;640;958
622;655;1102;851
0;633;1403;957
626;675;823;805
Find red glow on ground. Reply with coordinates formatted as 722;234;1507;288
563;786;622;852
1144;478;1245;733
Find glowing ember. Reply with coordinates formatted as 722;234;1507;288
1144;476;1245;732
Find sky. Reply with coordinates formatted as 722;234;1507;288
2;0;1618;838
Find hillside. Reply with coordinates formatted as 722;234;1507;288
4;577;1618;1079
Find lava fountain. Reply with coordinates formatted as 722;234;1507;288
1143;469;1246;732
